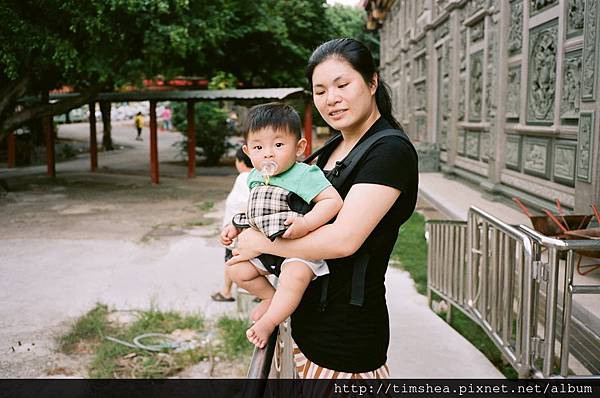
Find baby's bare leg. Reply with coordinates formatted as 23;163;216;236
247;262;314;348
226;261;274;301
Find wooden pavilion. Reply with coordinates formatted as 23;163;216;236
5;88;311;184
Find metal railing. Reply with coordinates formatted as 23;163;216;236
428;207;533;377
518;224;600;378
428;206;600;378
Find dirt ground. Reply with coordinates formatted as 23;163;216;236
0;121;260;378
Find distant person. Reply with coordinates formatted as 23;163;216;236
211;148;253;302
134;112;144;141
161;107;172;131
223;103;343;349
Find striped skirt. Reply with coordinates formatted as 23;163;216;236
293;342;390;379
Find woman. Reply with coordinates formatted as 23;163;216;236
228;38;418;378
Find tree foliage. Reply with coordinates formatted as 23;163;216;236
0;1;375;141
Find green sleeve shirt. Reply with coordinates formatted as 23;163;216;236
247;163;331;204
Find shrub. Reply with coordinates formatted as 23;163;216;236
172;102;231;166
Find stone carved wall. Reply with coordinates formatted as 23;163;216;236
561;50;582;120
509;1;523;56
527;20;558;124
469;51;484;122
380;0;599;211
582;0;597;101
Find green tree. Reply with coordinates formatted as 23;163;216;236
325;4;379;64
171;102;230;166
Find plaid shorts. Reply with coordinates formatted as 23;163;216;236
233;184;300;241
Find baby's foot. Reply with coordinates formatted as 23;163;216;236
246;317;277;349
250;298;271;322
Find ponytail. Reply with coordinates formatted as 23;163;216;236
375;78;402;130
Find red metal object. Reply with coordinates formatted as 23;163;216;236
149;101;159;184
89;102;97;172
7;131;16;168
542;209;569;233
187;100;196;178
591;204;600;225
42;91;55;177
512;197;532;218
303;101;313;158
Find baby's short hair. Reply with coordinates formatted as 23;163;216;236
243;103;302;141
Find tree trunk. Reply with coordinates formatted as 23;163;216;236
99;101;113;150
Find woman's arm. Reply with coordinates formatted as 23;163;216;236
228;183;400;264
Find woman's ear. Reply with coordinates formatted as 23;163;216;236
296;138;308;157
370;73;378;95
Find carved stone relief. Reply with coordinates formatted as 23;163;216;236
416;116;427;140
527;20;558;125
530;0;558;16
487;17;497;120
481;133;491;162
507;66;521;118
567;0;585;38
523;137;551;178
417;55;427;79
416;37;426;53
582;0;598;101
415;82;427;111
553;141;577;186
466;131;481;159
577;111;595;182
509;1;523;56
443;43;451;78
469;51;484;122
458;130;466;155
460;30;467;70
506;135;522;170
471;20;484;43
468;0;487;17
459;76;466;121
560;50;582;120
435;19;450;43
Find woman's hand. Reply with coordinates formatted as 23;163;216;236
225;228;268;265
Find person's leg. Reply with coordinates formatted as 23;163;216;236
246;262;314;348
227;261;275;302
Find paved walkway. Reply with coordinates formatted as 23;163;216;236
1;124;503;378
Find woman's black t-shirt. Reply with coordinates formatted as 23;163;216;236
290;117;419;373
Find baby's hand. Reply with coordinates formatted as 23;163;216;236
282;215;310;239
220;224;240;246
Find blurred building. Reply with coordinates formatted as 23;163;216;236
365;0;599;213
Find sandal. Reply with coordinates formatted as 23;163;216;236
211;292;235;302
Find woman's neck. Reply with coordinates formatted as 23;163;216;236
339;108;381;150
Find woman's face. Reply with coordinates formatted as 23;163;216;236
311;57;378;133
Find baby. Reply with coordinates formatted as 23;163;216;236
221;103;342;348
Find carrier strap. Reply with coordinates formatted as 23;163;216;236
306;128;413;309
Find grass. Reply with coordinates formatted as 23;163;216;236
59;303;112;354
59;304;254;378
196;201;214;212
391;212;518;379
216;315;254;359
390;212;428;294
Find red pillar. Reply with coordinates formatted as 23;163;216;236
303;101;313;158
7;131;16;168
187;100;196;178
149;100;159;184
42;91;55;177
89;102;98;171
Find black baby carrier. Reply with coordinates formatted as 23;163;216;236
301;128;415;310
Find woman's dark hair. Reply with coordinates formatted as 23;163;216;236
306;38;402;130
235;147;253;168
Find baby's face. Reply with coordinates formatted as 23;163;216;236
244;127;306;176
